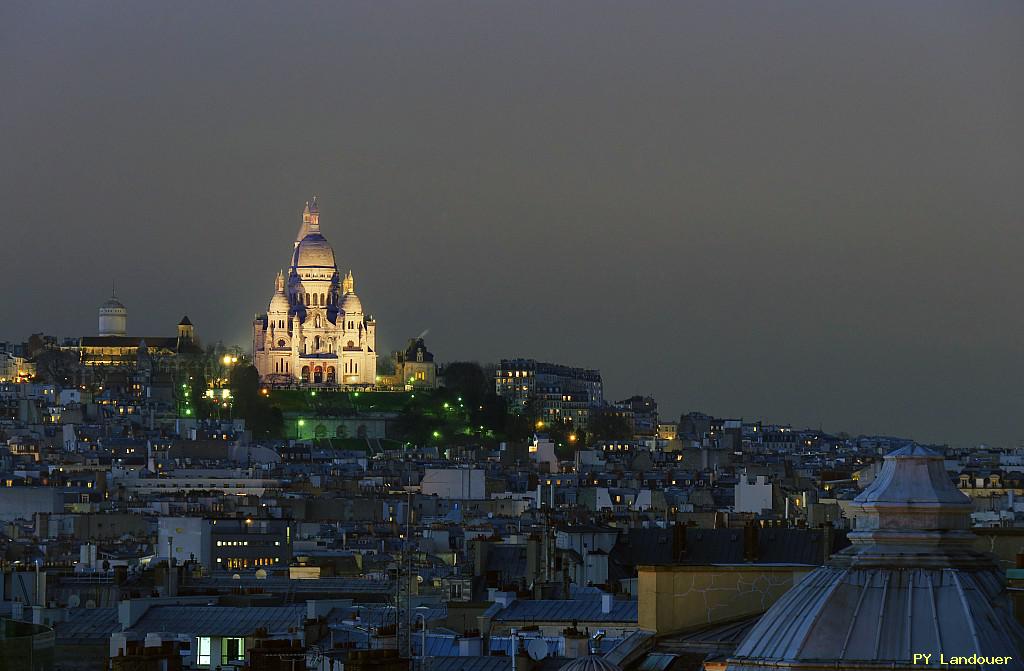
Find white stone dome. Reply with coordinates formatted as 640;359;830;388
99;294;128;336
268;290;290;313
100;297;126;311
339;292;363;313
292;233;336;269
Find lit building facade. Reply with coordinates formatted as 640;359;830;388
78;292;199;368
252;199;377;386
393;337;436;389
496;358;603;427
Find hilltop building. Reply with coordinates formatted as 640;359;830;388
78;291;200;368
393;337;436;389
252;198;378;386
496;358;603;427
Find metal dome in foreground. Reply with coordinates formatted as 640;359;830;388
726;445;1024;671
559;655;623;671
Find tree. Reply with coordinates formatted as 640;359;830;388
587;410;633;441
34;349;81;386
229;364;283;438
441;362;488;405
188;369;211;420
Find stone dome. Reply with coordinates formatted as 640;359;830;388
339;292;363;314
268;289;290;313
292;233;337;269
100;296;126;312
559;656;622;671
726;445;1024;671
99;292;128;336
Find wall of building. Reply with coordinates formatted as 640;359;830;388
734;475;774;514
637;564;813;635
421;469;485;500
0;619;55;671
0;489;64;523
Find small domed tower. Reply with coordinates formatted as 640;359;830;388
98;289;128;337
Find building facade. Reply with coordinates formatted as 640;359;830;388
252;198;377;386
78;292;199;369
496;358;603;427
393;337;437;389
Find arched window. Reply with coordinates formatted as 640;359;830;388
321;293;326;306
326;366;336;383
314;336;321;350
305;293;311;305
313;366;323;383
301;366;310;382
277;339;286;348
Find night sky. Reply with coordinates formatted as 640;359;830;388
2;2;1022;446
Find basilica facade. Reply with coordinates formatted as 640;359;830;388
252;199;377;386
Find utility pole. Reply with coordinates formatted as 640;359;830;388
397;489;413;660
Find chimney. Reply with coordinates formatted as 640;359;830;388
821;521;835;565
601;593;614;614
743;521;759;562
671;523;687;562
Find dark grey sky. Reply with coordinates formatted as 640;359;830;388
2;2;1022;446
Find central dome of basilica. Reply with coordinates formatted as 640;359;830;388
292;232;337;270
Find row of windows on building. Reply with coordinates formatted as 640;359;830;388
219;556;278;568
216;540;283;547
196;636;244;666
295;291;332;307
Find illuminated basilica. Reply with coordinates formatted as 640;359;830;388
252;198;377;386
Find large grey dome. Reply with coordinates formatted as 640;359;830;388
292;233;336;269
559;656;623;671
727;445;1024;671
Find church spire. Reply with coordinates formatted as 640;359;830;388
275;269;285;292
295;198;316;244
343;269;354;294
307;196;320;233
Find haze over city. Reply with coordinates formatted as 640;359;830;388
2;1;1023;446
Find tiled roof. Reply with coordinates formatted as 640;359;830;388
54;607;120;642
427;658;512;671
494;598;638;623
129;605;305;637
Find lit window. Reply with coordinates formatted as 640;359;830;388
222;637;245;665
197;637;211;666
